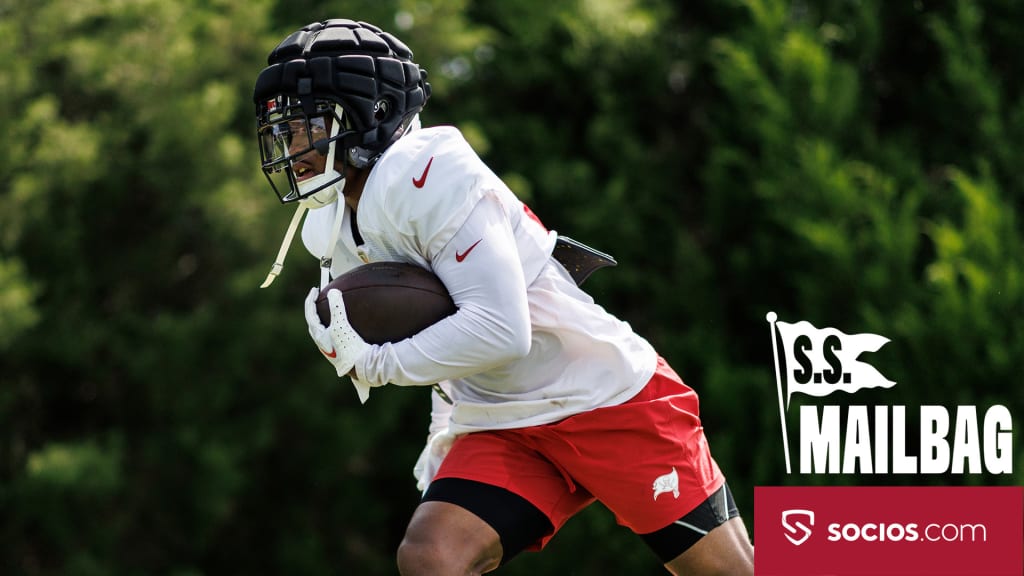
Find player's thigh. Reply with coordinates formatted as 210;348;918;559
426;430;591;558
400;476;560;573
399;499;503;574
664;517;754;576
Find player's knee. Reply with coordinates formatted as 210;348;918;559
396;536;434;576
396;531;500;576
397;535;451;576
398;498;506;575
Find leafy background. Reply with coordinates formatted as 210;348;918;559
1;0;1021;574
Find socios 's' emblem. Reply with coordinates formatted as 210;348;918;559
782;509;815;546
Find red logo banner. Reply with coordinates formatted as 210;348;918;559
755;486;1023;575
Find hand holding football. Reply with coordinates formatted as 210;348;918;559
315;262;456;344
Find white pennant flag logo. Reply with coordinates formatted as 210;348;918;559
767;312;896;473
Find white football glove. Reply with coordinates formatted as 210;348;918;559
304;287;371;380
413;428;458;493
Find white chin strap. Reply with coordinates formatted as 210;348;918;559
260;106;347;289
317;198;346;290
259;188;346;289
259;203;307;288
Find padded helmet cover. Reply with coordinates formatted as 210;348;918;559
254;19;431;156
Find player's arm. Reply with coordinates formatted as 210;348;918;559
355;192;531;387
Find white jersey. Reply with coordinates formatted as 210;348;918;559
301;126;657;434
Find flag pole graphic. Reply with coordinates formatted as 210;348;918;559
766;312;791;474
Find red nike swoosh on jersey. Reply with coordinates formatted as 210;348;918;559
320;347;337;359
455;239;483;262
412;156;434;188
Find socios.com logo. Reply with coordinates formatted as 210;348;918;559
780;507;990;547
782;509;815;546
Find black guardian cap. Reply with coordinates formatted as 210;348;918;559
254;19;431;203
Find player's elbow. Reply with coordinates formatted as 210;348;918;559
474;322;529;366
501;326;531;362
461;304;531;365
495;310;532;362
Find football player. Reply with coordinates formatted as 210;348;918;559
253;19;754;575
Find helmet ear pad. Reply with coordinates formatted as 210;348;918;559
324;54;429;152
373;98;391;122
347;145;378;170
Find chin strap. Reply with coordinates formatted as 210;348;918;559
260;204;309;288
259;198;347;290
319;200;347;290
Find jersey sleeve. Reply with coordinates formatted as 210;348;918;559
354;192;533;387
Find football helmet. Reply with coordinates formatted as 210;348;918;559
254;19;431;207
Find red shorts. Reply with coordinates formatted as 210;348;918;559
433;356;724;549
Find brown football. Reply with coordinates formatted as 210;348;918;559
315;262;457;344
